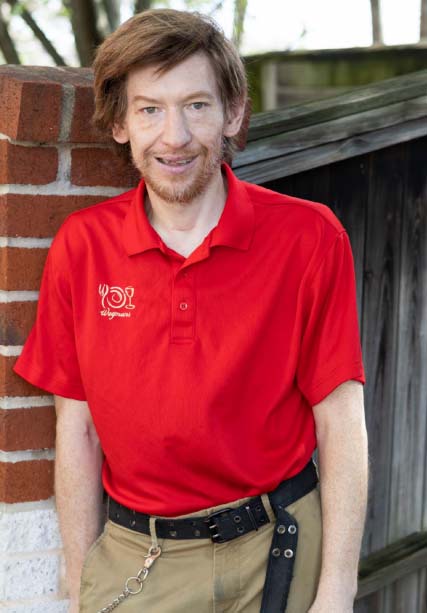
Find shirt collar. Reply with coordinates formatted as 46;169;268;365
122;162;254;257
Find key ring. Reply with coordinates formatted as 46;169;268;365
125;576;144;595
96;544;162;613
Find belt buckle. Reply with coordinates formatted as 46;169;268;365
205;507;233;543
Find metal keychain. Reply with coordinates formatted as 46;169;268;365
97;545;162;613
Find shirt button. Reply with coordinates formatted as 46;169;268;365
179;302;188;311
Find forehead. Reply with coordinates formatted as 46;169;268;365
126;52;221;102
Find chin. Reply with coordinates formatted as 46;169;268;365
144;176;211;205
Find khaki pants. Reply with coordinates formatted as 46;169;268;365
79;487;322;613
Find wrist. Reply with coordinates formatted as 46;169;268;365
316;572;357;602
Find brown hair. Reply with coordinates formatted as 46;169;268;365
92;9;248;162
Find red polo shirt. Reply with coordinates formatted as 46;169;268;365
14;163;365;516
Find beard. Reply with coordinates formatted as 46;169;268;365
131;137;225;205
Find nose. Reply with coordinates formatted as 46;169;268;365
161;108;192;149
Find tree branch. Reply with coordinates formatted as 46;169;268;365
102;0;120;32
0;5;20;63
370;0;383;45
134;0;153;14
421;0;427;40
18;6;67;65
232;0;248;50
68;0;103;66
209;2;224;16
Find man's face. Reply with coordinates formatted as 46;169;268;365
113;52;244;204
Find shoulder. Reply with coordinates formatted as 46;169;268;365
46;187;137;272
241;180;346;262
50;187;136;249
62;187;136;231
243;180;344;234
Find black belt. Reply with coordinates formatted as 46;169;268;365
108;460;318;544
260;460;319;612
109;460;318;613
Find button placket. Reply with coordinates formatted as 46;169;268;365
171;267;195;342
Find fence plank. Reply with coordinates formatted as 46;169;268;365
357;532;427;598
247;69;427;141
418;569;427;612
238;96;427;168
361;144;405;559
384;135;427;612
327;153;369;320
260;137;427;613
233;117;427;185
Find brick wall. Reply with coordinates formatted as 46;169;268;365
0;65;249;612
0;65;139;613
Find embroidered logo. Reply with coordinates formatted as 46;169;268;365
99;284;135;320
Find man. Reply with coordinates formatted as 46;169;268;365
14;9;368;613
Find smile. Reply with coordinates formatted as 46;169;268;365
153;155;199;175
156;157;196;166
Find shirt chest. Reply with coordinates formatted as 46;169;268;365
70;241;305;363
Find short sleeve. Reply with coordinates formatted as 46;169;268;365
13;227;86;400
297;231;365;406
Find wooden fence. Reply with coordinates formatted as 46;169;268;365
233;69;427;612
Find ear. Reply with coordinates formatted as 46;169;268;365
112;121;129;144
223;98;247;138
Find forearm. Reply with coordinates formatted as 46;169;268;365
54;397;104;603
311;381;368;611
316;423;368;600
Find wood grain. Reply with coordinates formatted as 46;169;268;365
242;72;427;612
246;69;427;142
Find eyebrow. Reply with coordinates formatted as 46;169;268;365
131;91;216;105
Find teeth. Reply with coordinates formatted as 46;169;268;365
159;158;193;165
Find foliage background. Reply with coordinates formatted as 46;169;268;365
0;0;426;67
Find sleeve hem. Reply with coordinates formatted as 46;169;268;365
304;361;365;407
13;359;87;401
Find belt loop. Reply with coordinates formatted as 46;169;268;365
261;493;276;523
149;517;159;551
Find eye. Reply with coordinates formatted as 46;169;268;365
141;106;159;114
189;101;207;110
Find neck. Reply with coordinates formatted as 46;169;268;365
144;168;227;256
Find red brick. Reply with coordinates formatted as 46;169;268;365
0;194;106;237
0;73;62;142
0;459;54;502
0;141;58;185
0;301;37;345
0;247;48;291
71;147;139;187
71;84;111;144
0;65;96;143
0;407;56;451
1;356;48;397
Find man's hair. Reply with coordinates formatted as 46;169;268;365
92;9;248;163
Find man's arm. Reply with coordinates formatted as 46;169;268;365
54;395;104;612
309;380;368;613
